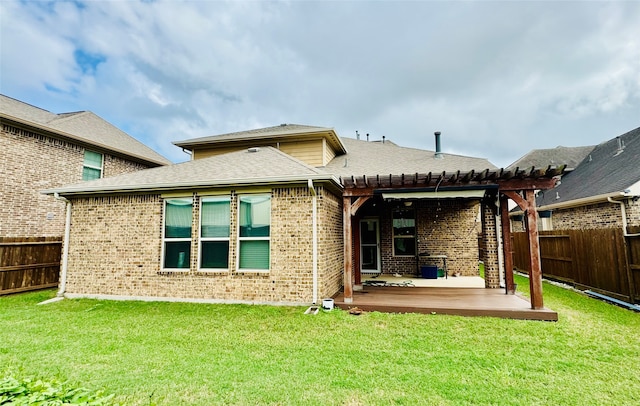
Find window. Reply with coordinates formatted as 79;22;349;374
393;208;416;256
82;150;103;180
238;194;271;271
162;198;192;270
199;196;231;270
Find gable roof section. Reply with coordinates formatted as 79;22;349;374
0;94;171;167
507;145;595;172
173;123;347;155
43;146;341;196
537;126;640;208
325;137;497;178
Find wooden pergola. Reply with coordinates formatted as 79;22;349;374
340;166;564;310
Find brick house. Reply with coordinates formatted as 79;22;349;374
44;124;559;308
511;126;640;232
0;94;171;238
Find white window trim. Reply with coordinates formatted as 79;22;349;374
236;193;271;273
198;196;231;272
83;150;104;180
161;198;192;272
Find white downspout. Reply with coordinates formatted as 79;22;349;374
308;179;318;304
54;193;72;297
608;197;640;237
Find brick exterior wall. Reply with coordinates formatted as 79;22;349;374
0;124;153;238
359;199;483;277
480;202;500;288
64;186;344;304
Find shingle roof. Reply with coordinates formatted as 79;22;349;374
507;145;595;171
0;94;171;166
174;123;347;154
325;137;497;177
537;126;640;206
44;146;339;196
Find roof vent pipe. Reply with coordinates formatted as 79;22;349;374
356;130;360;140
382;135;386;144
434;131;443;159
366;133;369;142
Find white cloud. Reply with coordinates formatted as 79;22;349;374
1;0;639;167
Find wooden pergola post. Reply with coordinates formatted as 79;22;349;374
499;194;516;294
525;190;544;309
502;189;545;309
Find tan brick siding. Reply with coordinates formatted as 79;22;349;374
480;203;500;288
0;124;155;237
65;186;344;304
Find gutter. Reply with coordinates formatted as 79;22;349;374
308;179;318;304
54;193;72;297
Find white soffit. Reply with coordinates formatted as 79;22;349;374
382;190;486;200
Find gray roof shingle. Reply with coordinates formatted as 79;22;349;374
326;137;497;177
507;145;595;171
44;146;337;195
537;126;640;206
1;94;171;166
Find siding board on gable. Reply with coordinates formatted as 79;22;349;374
192;139;326;167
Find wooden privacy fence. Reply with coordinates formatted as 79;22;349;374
513;227;640;304
0;237;61;295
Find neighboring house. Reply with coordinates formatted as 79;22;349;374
507;144;594;232
512;127;640;231
509;126;640;304
508;145;595;173
44;124;559;309
0;94;171;237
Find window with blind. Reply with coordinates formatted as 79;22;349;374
82;150;103;181
393;208;416;256
162;198;192;270
238;194;271;271
199;196;231;270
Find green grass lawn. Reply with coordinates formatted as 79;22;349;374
2;275;639;405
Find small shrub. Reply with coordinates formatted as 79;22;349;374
0;374;116;405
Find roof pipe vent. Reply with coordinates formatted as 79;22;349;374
366;133;370;142
434;131;443;159
614;136;625;157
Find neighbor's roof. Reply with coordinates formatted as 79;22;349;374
0;94;171;166
537;126;640;208
174;123;347;155
507;145;595;172
325;137;497;178
43;146;341;196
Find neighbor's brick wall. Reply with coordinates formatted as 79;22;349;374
65;186;344;304
380;199;482;277
551;200;640;230
0;124;155;238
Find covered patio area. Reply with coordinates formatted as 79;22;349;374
339;166;564;319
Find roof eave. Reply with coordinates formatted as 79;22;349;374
41;174;343;197
1;113;170;167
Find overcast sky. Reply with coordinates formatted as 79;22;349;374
1;0;639;167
